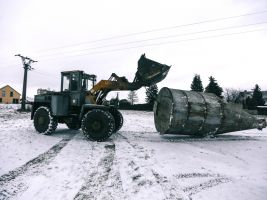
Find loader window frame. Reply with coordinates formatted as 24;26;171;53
83;74;97;89
62;74;70;91
61;71;82;92
70;73;79;91
61;71;95;92
82;78;88;90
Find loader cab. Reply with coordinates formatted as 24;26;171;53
61;71;96;92
60;70;96;107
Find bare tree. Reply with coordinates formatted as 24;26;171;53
224;88;241;103
127;91;138;105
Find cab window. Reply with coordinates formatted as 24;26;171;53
62;75;70;91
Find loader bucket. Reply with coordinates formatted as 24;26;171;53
134;54;171;86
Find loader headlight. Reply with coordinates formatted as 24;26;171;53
72;99;77;105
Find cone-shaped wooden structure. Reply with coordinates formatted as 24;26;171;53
154;87;265;136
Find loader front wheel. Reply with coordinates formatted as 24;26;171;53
33;106;58;135
81;109;115;141
109;108;123;132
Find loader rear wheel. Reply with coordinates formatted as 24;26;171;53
33;106;58;135
81;109;115;141
109;108;123;132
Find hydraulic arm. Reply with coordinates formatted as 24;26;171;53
88;54;171;104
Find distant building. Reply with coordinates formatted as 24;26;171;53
237;90;252;103
37;88;55;95
262;91;267;104
37;88;49;95
0;85;21;104
237;90;267;107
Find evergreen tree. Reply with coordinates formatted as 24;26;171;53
205;76;223;98
127;91;138;105
248;84;265;109
145;84;158;105
190;74;204;92
252;84;265;106
246;96;254;110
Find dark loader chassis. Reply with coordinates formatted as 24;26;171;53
32;100;123;142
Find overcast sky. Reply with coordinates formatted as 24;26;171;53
1;0;267;102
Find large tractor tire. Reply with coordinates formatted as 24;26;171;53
109;108;123;132
81;109;115;141
66;118;81;130
33;106;58;135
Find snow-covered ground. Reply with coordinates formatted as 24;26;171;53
0;105;267;200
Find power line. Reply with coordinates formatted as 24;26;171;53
36;21;267;58
36;10;267;53
39;27;267;62
0;64;18;69
31;70;56;77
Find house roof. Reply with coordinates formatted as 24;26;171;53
0;85;21;95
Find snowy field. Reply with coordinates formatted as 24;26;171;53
0;105;267;200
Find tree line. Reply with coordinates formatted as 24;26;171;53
109;85;158;110
110;74;265;111
190;74;265;110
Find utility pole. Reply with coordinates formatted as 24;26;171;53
15;54;37;111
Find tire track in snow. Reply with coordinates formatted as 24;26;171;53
120;131;233;198
0;135;75;200
115;134;157;196
74;142;125;200
118;133;231;200
117;133;188;200
184;177;231;197
174;173;231;198
152;170;189;200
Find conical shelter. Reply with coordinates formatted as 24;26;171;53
154;87;266;136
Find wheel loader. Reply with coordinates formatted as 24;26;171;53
31;54;171;141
